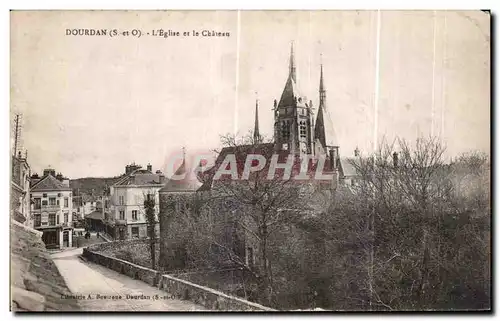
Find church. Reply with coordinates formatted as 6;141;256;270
157;44;360;274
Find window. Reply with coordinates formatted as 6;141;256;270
77;207;80;213
34;214;41;227
119;196;124;205
132;210;138;220
49;214;56;226
42;193;47;198
299;121;307;138
56;215;60;225
57;200;60;206
42;200;48;206
131;227;139;238
64;213;68;223
49;198;56;206
33;198;41;210
64;198;69;208
281;120;290;140
119;210;125;220
58;193;62;197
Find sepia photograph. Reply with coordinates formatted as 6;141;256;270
9;10;491;312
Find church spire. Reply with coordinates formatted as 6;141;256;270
289;42;296;82
253;97;261;143
319;55;326;107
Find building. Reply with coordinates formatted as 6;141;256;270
158;45;353;275
30;169;73;249
158;156;203;270
84;195;111;231
11;151;31;226
108;163;165;240
73;192;98;220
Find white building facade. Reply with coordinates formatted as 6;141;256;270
30;170;73;249
109;166;164;240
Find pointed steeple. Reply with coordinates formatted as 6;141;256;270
289;42;296;82
253;97;261;143
315;58;338;149
319;57;326;107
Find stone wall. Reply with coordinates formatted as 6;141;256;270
159;274;275;311
83;244;275;311
82;248;160;287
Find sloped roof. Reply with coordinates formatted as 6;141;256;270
113;169;164;187
84;210;103;221
314;104;338;148
278;76;309;109
198;143;336;192
159;160;202;193
30;175;72;192
339;157;360;177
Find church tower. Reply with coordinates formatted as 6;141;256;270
314;60;340;169
273;43;314;157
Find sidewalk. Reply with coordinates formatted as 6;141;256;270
51;248;205;311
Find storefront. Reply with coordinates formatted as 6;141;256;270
39;226;73;249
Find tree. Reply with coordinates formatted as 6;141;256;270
143;193;157;270
322;137;490;310
187;131;315;306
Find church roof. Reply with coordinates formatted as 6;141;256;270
198;142;336;191
339;157;360;177
278;77;308;109
277;43;309;109
314;104;339;148
30;174;72;192
159;160;202;193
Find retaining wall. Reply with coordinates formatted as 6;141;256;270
83;244;275;311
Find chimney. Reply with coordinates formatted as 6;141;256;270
393;152;399;168
147;163;152;172
43;168;56;177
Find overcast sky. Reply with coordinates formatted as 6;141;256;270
11;10;490;178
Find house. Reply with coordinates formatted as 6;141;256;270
30;169;73;249
11;151;31;225
84;196;111;231
108;163;165;240
72;192;100;220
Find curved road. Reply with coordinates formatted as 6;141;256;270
52;248;205;311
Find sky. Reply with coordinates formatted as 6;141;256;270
10;10;490;179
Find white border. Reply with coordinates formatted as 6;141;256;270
1;1;497;320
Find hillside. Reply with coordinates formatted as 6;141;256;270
10;220;80;311
69;176;124;195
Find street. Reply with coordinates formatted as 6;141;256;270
51;248;205;311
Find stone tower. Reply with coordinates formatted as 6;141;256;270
273;43;314;157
